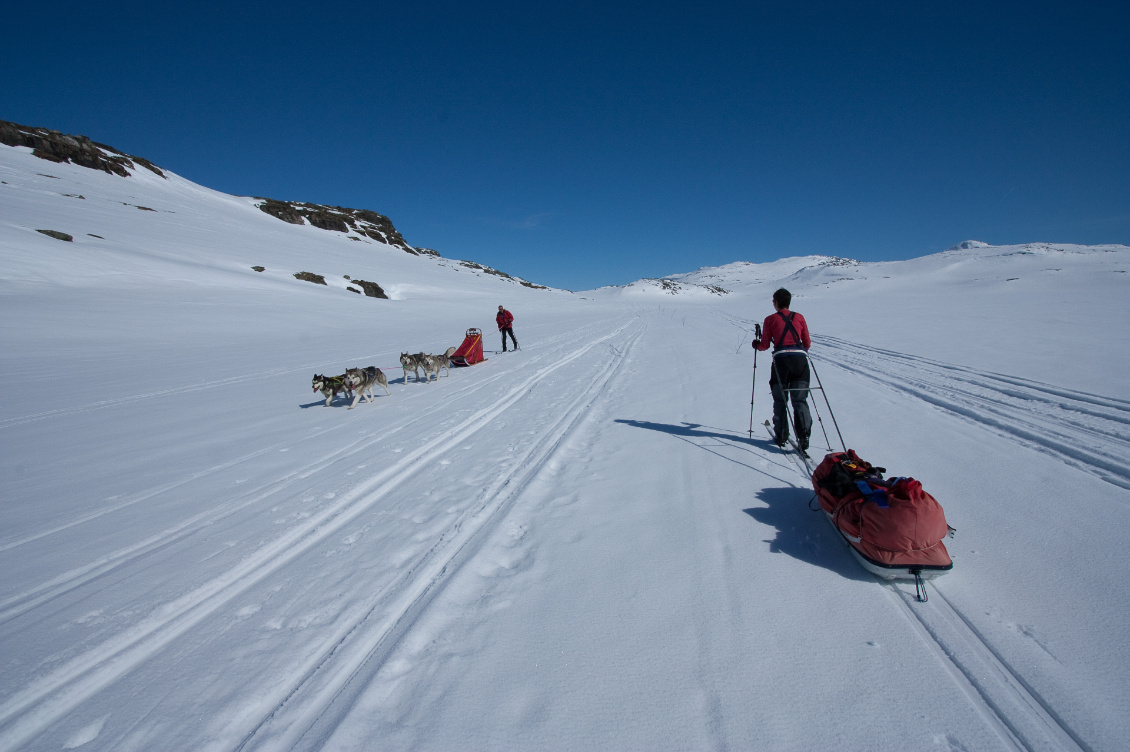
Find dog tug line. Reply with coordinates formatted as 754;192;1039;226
749;343;955;602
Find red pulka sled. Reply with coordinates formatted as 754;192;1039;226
811;449;953;597
763;351;954;600
450;328;486;366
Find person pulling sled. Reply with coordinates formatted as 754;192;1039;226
753;288;812;451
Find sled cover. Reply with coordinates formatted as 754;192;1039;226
811;450;952;569
451;327;485;366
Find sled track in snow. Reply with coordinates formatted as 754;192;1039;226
0;320;622;618
790;451;1092;751
724;316;1101;749
0;319;590;430
814;336;1130;490
0;318;643;751
884;581;1091;752
232;320;645;751
0;363;538;623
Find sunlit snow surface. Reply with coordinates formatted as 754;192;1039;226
2;144;1128;751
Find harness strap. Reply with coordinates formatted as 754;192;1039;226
776;311;805;351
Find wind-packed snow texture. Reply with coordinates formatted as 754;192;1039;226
2;144;1129;751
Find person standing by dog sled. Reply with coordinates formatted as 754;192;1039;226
754;288;812;451
496;305;519;352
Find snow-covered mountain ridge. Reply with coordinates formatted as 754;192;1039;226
654;242;1128;295
0;119;546;294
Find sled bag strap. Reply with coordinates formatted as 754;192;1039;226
855;479;889;508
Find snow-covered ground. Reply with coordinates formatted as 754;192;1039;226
2;143;1128;751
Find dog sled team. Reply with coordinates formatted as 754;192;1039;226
311;348;455;410
311;367;390;409
399;347;456;384
311;306;519;409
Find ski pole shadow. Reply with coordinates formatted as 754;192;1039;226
614;419;789;480
614;419;763;446
743;487;871;582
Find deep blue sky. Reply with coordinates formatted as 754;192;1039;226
4;1;1127;290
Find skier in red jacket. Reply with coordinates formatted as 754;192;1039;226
496;305;519;352
753;288;812;450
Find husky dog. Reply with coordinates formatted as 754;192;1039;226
400;352;425;383
312;373;353;406
344;366;390;409
426;351;452;379
420;354;439;382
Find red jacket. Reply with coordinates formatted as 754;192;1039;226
496;309;514;330
755;309;810;352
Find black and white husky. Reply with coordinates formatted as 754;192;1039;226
312;373;353;406
400;352;425;383
344;366;390;409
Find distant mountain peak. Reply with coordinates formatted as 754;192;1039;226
948;240;991;250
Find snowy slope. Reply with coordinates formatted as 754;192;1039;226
3;140;1130;752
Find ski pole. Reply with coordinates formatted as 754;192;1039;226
748;324;761;437
806;369;833;449
808;358;846;451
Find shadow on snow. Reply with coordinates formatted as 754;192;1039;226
612;419;864;581
613;419;792;480
744;487;870;582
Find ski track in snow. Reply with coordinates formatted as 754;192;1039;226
770;419;1092;752
0;352;552;621
0;321;605;558
884;583;1092;752
0;304;593;433
812;335;1130;490
717;307;1130;490
0;318;642;751
231;321;646;752
725;309;1101;751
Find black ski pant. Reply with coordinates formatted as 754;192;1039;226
500;327;518;351
769;352;812;446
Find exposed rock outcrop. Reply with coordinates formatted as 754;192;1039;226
293;272;327;285
0;120;166;178
456;259;547;289
36;229;73;242
256;198;415;252
350;279;388;299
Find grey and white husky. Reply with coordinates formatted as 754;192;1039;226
312;373;353;406
344;366;390;408
400;352;425;383
424;348;455;380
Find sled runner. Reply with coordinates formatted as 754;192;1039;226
450;328;486;366
811;449;953;596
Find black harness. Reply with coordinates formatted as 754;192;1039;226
775;311;805;352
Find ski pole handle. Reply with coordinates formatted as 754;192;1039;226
748;328;760;437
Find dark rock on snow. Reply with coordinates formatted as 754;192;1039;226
36;229;73;242
1;119;166;178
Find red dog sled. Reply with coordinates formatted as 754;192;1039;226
451;328;486;366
